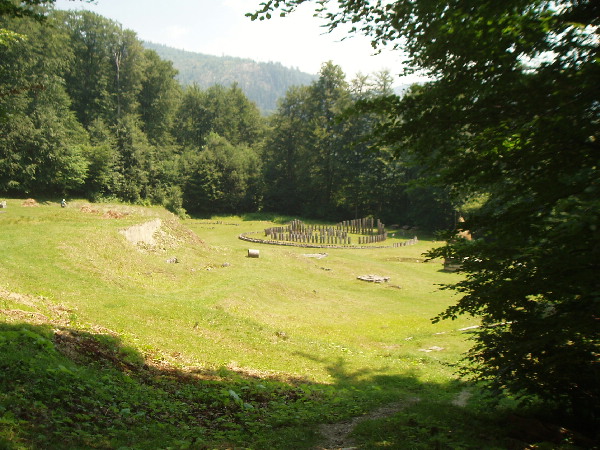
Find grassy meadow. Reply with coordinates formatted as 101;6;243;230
0;199;530;449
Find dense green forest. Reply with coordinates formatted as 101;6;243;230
0;7;452;228
144;42;316;115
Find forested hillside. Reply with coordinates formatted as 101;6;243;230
0;7;451;228
144;42;316;114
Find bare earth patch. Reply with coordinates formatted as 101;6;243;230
0;287;76;326
103;209;127;219
452;389;472;407
418;345;445;353
80;205;101;214
21;198;39;207
316;398;420;449
303;253;329;259
120;218;162;246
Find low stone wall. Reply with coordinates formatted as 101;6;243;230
263;217;391;247
239;231;418;249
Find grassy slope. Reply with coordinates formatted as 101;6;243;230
0;200;546;449
1;200;475;377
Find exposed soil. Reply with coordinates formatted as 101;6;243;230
0;287;74;326
119;218;205;254
21;198;39;207
103;209;127;219
80;205;101;214
451;389;472;407
315;398;420;449
120;218;162;246
302;253;329;259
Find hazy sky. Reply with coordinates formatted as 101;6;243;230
53;0;416;82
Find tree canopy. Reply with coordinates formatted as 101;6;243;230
2;5;447;226
252;0;600;427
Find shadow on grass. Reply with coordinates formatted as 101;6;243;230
295;351;598;449
0;322;592;449
294;352;502;449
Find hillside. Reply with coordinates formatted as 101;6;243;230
0;199;588;448
144;42;316;114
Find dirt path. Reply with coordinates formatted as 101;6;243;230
315;398;420;449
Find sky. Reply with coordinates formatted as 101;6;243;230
52;0;420;83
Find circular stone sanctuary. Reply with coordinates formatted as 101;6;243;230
239;218;418;249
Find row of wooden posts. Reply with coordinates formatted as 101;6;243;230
357;233;388;245
339;217;385;235
268;232;354;245
392;237;418;247
264;218;387;246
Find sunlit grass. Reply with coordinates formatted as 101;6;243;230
2;200;530;449
0;200;475;385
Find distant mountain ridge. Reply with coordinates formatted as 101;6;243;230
144;42;316;114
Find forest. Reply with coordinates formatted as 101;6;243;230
144;41;317;115
0;7;452;229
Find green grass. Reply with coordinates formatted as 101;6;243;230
0;199;573;449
